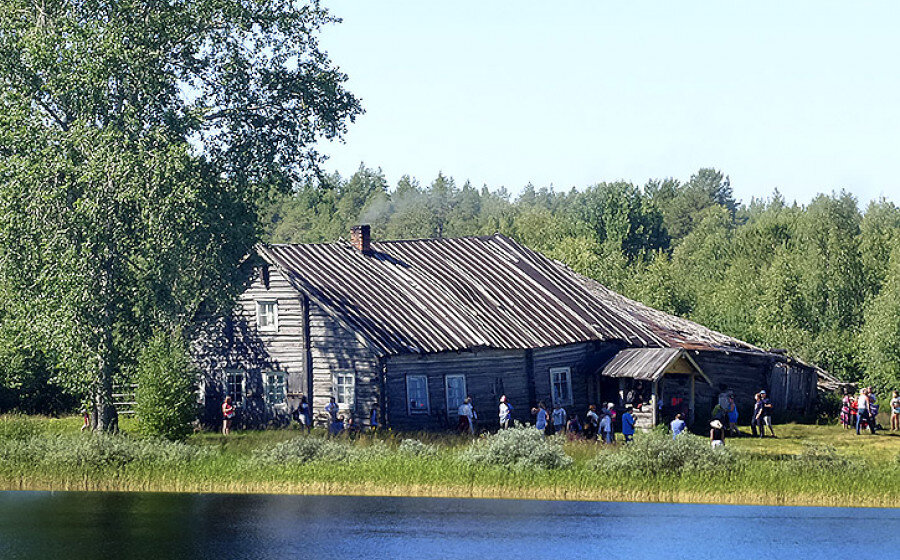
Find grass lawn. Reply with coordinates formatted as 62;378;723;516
2;414;899;507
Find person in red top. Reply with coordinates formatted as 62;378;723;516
222;396;235;436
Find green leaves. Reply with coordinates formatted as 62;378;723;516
0;0;360;421
134;330;198;441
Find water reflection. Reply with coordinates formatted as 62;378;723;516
0;492;897;560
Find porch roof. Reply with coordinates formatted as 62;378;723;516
599;347;706;382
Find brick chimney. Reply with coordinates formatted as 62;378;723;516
350;224;371;253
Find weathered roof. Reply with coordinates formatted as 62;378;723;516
599;348;700;381
573;275;760;352
254;234;798;366
257;234;671;355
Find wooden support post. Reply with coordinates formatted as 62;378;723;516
689;373;696;425
651;380;658;426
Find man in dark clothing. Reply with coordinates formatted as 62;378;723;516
758;390;775;437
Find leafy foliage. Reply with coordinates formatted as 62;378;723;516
134;330;198;441
0;0;360;426
590;429;736;476
264;168;899;385
0;433;208;468
460;426;573;471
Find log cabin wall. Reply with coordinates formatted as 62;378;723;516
384;349;529;431
532;342;620;418
691;350;818;423
192;265;308;427
307;300;381;426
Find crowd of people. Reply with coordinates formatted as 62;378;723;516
218;385;900;443
839;387;900;435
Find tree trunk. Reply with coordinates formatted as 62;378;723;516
91;356;119;432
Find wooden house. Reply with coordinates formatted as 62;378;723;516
192;226;829;430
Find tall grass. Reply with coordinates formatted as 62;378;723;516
1;415;899;506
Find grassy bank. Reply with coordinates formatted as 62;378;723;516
2;415;899;507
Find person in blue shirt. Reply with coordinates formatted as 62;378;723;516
534;402;548;433
598;412;612;444
621;405;636;443
670;413;686;439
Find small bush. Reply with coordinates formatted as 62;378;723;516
590;429;736;476
253;436;352;464
398;438;437;457
792;443;859;471
0;433;209;468
460;426;573;471
134;330;199;441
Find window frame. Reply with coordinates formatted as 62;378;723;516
224;370;246;406
256;299;279;332
333;371;355;410
263;370;288;409
445;374;467;417
406;374;430;415
549;367;573;407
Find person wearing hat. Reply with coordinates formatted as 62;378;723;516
710;419;725;447
498;395;512;430
759;390;775;437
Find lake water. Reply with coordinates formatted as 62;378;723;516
0;492;897;559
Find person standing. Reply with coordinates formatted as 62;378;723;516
584;405;600;440
710;419;725;447
535;402;548;433
670;413;686;439
598;411;612;444
551;403;567;434
856;388;875;435
458;397;475;435
759;390;775;437
621;405;636;443
750;392;763;437
325;396;339;423
369;404;380;432
221;396;235;436
727;394;739;437
294;394;311;434
868;389;879;433
840;389;853;429
499;395;512;429
566;415;582;440
890;391;900;432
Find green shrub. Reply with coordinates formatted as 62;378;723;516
0;433;209;468
792;443;859;471
253;436;352;464
590;429;736;476
134;330;198;441
398;438;437;457
460;426;573;471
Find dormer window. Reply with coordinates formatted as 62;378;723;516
256;300;278;332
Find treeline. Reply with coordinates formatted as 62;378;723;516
264;166;900;388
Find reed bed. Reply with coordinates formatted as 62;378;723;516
2;415;899;507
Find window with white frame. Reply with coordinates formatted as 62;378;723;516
406;375;429;414
445;374;467;416
225;371;245;405
264;371;287;407
550;367;573;406
256;300;278;332
334;372;355;408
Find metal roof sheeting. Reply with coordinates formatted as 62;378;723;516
599;348;686;381
256;234;671;356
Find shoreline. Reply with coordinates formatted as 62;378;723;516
2;479;895;508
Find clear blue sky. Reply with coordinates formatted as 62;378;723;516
318;1;899;206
